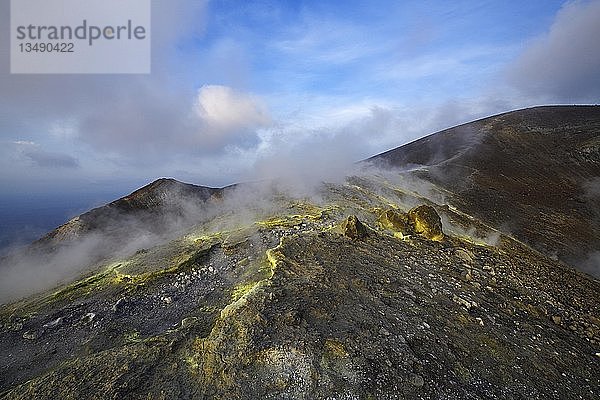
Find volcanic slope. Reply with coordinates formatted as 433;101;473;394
370;105;600;275
0;179;224;304
0;107;599;399
39;178;221;245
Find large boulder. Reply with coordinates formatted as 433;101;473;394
377;209;414;238
407;205;444;241
342;215;369;240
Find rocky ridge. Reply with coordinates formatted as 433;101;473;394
1;106;599;399
370;105;600;274
1;170;598;399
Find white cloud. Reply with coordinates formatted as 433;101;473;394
74;84;271;160
10;141;79;169
0;0;569;193
507;0;600;102
0;0;220;166
274;17;384;65
194;85;271;134
377;45;516;82
49;119;78;140
234;93;517;192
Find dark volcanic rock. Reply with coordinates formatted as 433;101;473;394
342;215;369;240
40;178;221;244
370;105;600;275
1;107;599;399
4;227;596;400
377;209;414;237
408;205;444;241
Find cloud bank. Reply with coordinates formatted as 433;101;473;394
507;0;600;102
78;84;270;158
0;0;597;194
19;142;80;169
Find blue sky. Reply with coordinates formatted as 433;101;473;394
199;0;557;100
0;0;599;202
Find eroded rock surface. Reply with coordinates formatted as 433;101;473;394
407;205;444;241
371;105;600;273
1;190;598;399
342;215;369;240
2;106;600;399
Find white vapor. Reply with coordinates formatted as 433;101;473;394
507;0;600;102
195;85;271;133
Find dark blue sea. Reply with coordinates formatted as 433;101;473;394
0;192;120;254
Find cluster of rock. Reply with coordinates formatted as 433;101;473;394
343;204;445;242
1;181;598;399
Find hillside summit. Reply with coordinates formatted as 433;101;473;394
1;106;599;399
371;105;600;275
